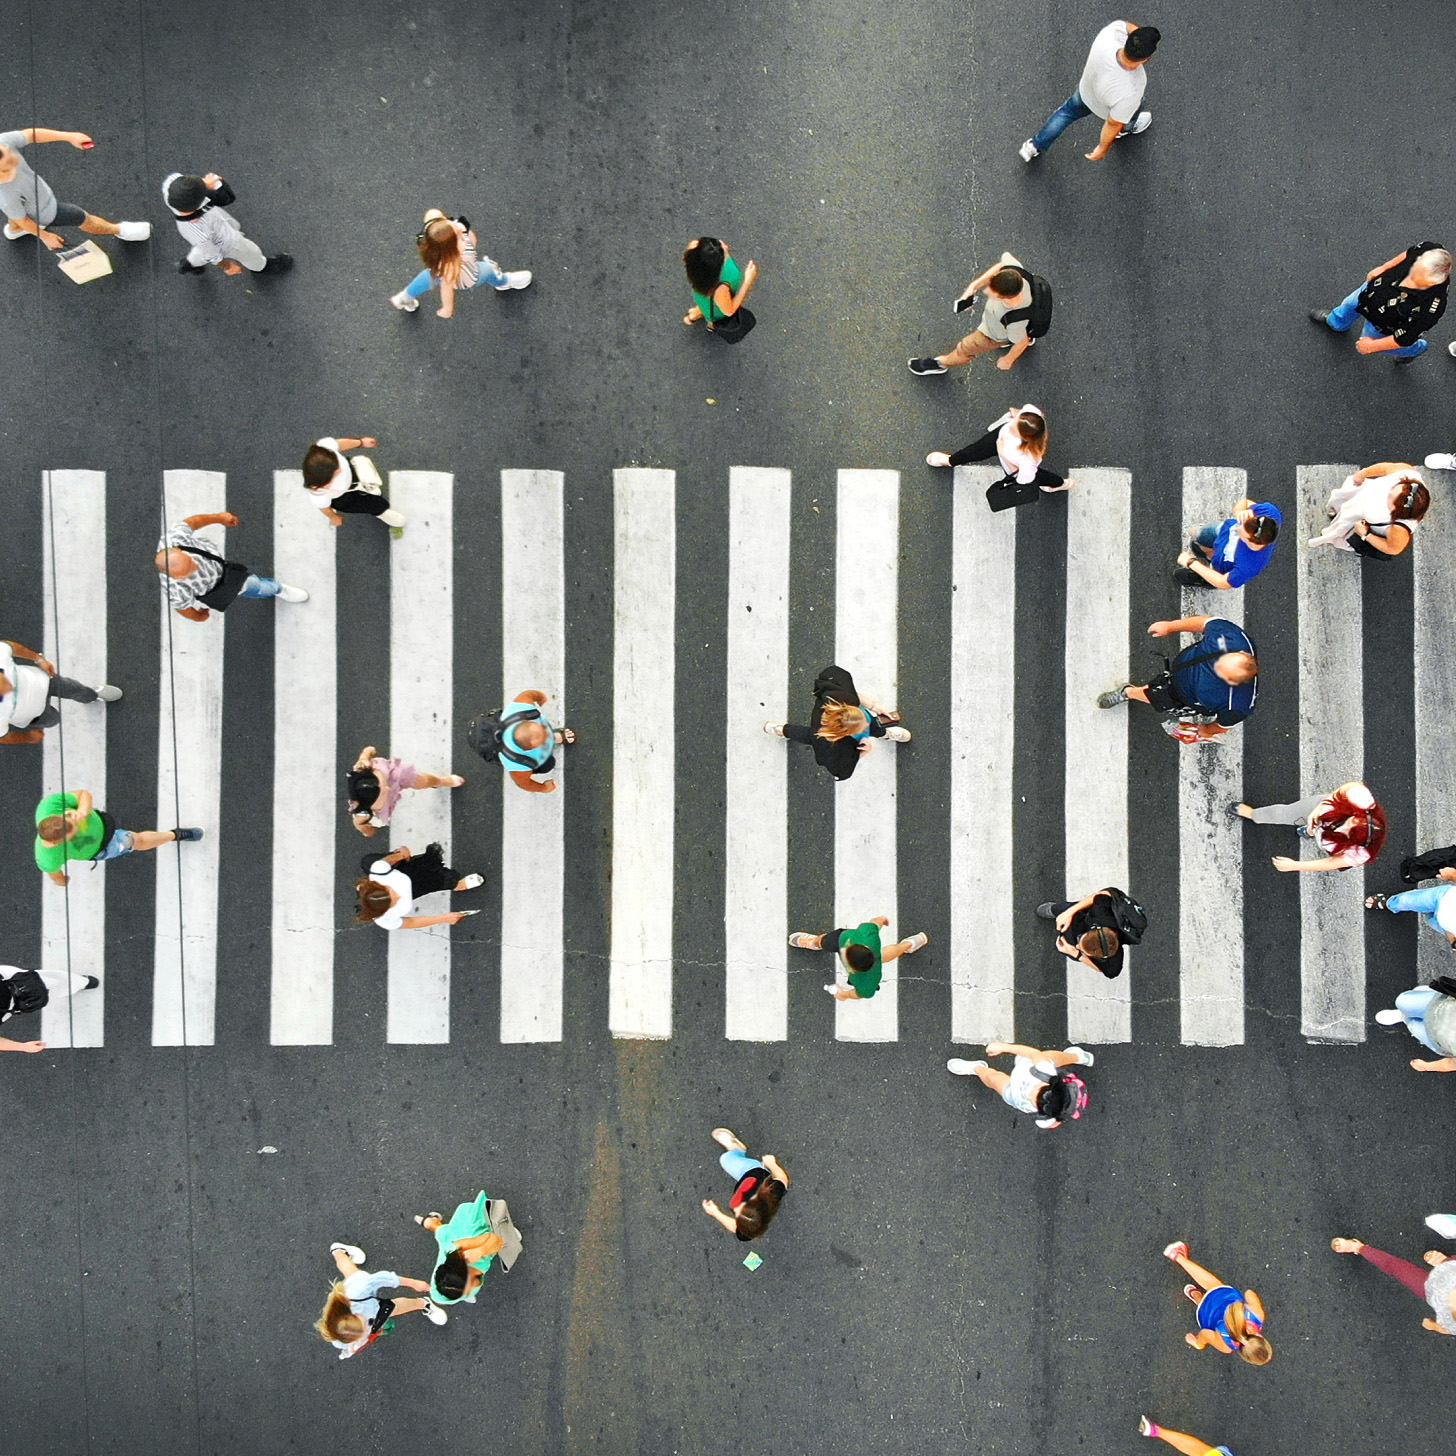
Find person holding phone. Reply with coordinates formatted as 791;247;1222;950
0;126;151;249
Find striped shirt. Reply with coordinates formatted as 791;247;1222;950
171;204;250;267
156;522;224;609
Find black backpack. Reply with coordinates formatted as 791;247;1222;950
0;970;48;1022
1002;267;1054;339
1102;888;1148;946
468;704;543;769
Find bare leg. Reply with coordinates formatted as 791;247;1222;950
79;213;121;236
1146;1424;1216;1456
392;1298;428;1316
1126;685;1151;703
331;1248;361;1278
412;772;456;789
131;829;177;852
1171;1251;1224;1292
974;1067;1012;1094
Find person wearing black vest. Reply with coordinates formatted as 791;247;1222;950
0;964;98;1053
155;512;308;622
1311;242;1451;361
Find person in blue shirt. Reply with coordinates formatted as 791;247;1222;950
1097;616;1258;742
1136;1415;1237;1456
1173;497;1281;590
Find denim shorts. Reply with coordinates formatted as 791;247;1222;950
94;828;136;861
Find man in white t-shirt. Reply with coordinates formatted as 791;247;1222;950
0;638;120;745
1020;21;1159;163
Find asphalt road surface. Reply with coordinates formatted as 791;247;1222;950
2;1;1455;1453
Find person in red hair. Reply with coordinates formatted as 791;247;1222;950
1231;781;1384;873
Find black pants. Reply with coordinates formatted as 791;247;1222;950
947;431;1065;490
332;488;392;517
783;724;815;745
29;674;99;729
1402;845;1456;885
360;842;460;896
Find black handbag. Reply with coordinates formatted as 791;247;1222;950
709;305;756;343
985;474;1039;512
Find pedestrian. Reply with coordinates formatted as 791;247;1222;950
1232;782;1385;874
301;435;407;537
156;510;308;623
1018;22;1159;163
414;1191;510;1306
34;787;200;887
1173;496;1281;590
1035;889;1145;980
0;964;98;1054
1310;243;1450;361
162;171;290;277
682;236;758;343
909;251;1046;376
700;1128;789;1242
788;916;928;1000
1365;883;1456;950
389;208;531;316
346;745;464;838
1136;1416;1237;1456
1161;1240;1272;1364
1098;616;1258;743
314;1242;445;1359
945;1043;1093;1131
0;127;151;251
1330;1236;1456;1337
925;403;1073;502
1369;977;1456;1073
762;664;910;782
0;638;120;745
470;690;575;795
1305;463;1428;556
354;843;483;932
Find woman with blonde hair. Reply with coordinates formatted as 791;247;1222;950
389;208;531;317
1162;1240;1272;1365
926;402;1072;498
763;664;910;783
314;1242;444;1360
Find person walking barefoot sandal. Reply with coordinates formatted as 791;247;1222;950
1137;1416;1237;1456
1331;1236;1456;1334
947;1043;1091;1129
700;1128;788;1242
314;1242;445;1359
1162;1240;1271;1363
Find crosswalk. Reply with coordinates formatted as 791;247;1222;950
28;462;1446;1050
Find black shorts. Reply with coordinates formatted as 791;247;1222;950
49;202;87;227
820;929;851;952
331;488;391;517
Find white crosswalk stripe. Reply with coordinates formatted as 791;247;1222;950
32;461;1441;1050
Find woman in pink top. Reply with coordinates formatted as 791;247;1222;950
1231;781;1385;873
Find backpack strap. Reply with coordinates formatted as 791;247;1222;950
496;705;544;769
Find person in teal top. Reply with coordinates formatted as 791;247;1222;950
498;689;575;796
682;236;758;338
416;1192;503;1305
788;915;928;1000
33;787;200;886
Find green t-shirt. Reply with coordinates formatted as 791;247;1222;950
34;792;105;871
841;921;884;998
691;252;743;322
431;1190;495;1305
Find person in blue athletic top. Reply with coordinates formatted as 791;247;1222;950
1162;1239;1272;1364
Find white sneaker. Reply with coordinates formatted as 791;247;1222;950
276;583;309;603
459;873;484;890
94;684;123;702
1374;1008;1405;1026
1448;342;1456;359
884;725;911;742
1425;1213;1456;1239
1424;452;1456;470
117;221;152;242
1018;140;1039;162
947;1058;987;1076
3;221;24;240
421;1302;448;1326
1125;111;1152;136
495;269;532;290
1064;1045;1095;1066
763;721;786;737
823;983;838;996
329;1242;366;1262
389;291;420;312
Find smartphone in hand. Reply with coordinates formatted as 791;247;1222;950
953;293;976;314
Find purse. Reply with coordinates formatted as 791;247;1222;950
348;455;384;495
709;305;756;343
488;1197;524;1271
56;240;112;284
985;474;1039;512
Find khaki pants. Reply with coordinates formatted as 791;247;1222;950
941;329;1004;367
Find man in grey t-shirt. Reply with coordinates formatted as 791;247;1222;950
0;126;151;251
1019;22;1160;163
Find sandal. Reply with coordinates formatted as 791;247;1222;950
1365;894;1389;910
447;774;466;787
413;1212;444;1227
555;727;576;745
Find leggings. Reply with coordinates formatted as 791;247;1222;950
945;431;1064;490
1249;794;1325;827
1359;1244;1429;1298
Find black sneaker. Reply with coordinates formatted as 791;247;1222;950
83;975;100;990
908;357;948;376
173;827;204;842
176;259;206;275
1172;566;1208;588
1308;308;1333;329
262;253;293;274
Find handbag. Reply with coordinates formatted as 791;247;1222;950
488;1197;524;1271
347;455;384;496
985;474;1039;512
56;239;112;283
709;305;756;343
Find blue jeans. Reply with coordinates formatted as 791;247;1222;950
1394;986;1444;1054
404;257;510;299
1192;522;1220;554
1388;885;1452;934
94;828;137;861
1030;90;1092;152
1325;287;1429;358
719;1149;765;1181
237;574;281;599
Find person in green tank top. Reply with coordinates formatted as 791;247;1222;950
415;1191;504;1306
788;915;928;1000
682;236;758;332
